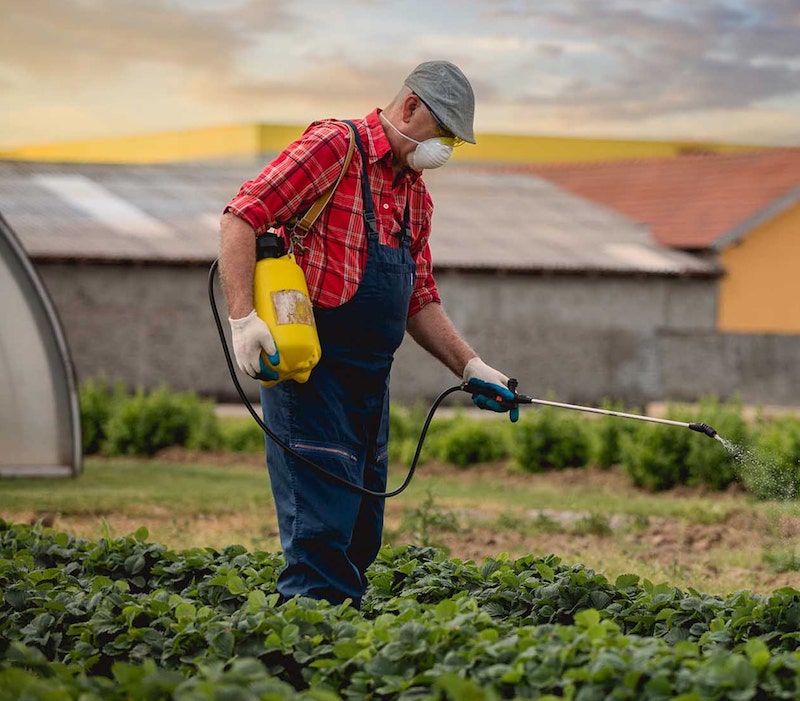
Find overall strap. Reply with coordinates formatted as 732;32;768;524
343;120;379;239
399;199;411;248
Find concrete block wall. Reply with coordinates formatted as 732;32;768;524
36;263;800;408
36;262;239;399
391;272;720;405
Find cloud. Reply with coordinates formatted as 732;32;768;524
1;0;798;147
0;0;295;87
484;0;800;120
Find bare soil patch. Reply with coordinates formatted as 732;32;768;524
14;455;800;595
383;463;800;594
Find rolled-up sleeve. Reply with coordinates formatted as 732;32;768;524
408;240;441;317
408;193;440;317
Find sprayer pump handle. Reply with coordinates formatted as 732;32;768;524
461;377;529;410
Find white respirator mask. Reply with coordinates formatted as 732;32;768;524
380;112;454;171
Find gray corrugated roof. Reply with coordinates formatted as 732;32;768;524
0;160;244;263
424;167;718;276
0;159;719;276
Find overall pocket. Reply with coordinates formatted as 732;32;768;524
288;439;364;542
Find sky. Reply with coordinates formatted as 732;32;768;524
2;0;800;150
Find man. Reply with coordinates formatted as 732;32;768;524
219;60;517;607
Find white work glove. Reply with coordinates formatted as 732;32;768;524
228;310;280;380
462;357;519;422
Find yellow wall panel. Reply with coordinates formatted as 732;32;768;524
455;133;754;164
2;123;758;165
4;125;271;164
718;202;800;332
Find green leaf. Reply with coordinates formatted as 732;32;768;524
535;562;555;581
174;603;196;621
208;629;235;658
101;518;113;540
245;589;267;612
574;608;601;628
709;617;726;632
281;624;300;645
226;574;247;595
744;638;771;670
655;608;677;621
333;640;363;659
434;671;500;700
615;573;640;588
434;599;457;622
124;554;146;575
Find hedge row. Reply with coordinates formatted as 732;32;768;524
79;377;800;498
387;397;800;499
79;377;223;457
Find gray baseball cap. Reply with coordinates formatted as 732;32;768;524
404;60;476;144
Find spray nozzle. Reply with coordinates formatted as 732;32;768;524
688;422;718;439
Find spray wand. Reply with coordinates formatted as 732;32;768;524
462;379;719;439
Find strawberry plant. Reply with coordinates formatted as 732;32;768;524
4;519;800;699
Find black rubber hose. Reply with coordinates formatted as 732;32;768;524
208;258;460;498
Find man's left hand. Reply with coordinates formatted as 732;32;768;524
462;357;519;422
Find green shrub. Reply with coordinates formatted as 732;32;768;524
742;416;800;500
78;375;127;454
389;437;419;467
512;405;590;473
619;405;693;491
389;402;415;443
586;399;640;469
423;414;462;459
389;403;437;465
389;406;464;466
435;418;510;468
685;396;750;490
618;398;753;493
104;386;222;456
220;417;265;453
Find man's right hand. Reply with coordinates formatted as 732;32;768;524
229;310;280;379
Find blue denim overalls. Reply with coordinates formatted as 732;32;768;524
260;121;415;606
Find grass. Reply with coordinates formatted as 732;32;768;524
2;454;800;594
0;457;278;552
0;458;270;516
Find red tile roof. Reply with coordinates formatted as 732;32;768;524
518;148;800;250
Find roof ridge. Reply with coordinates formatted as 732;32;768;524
514;146;800;172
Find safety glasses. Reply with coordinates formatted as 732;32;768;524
416;95;464;147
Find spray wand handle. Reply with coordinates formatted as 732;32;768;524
507;378;533;404
461;377;527;410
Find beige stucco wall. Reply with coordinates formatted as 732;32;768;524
718;202;800;332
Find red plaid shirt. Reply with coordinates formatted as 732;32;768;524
224;109;440;317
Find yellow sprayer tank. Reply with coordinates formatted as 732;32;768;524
253;232;321;387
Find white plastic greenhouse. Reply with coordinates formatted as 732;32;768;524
0;211;81;477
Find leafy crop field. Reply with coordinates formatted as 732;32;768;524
5;381;800;698
3;519;800;700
